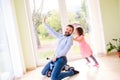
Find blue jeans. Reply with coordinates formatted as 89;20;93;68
41;56;74;80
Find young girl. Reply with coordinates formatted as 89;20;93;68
73;27;99;67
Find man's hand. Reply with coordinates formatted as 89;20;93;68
51;57;56;62
43;16;46;23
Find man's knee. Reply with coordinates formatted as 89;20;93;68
41;62;51;75
41;69;46;75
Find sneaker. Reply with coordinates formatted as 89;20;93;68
70;69;79;75
93;64;99;67
86;62;90;65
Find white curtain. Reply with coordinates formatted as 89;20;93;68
0;0;14;79
0;0;24;79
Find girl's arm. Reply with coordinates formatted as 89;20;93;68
73;35;84;42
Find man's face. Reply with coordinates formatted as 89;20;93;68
64;26;73;36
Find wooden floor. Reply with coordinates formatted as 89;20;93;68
17;54;120;80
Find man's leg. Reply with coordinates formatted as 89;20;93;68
56;70;74;80
51;57;75;80
41;61;51;75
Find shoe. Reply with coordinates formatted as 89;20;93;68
86;62;90;65
93;63;99;67
70;69;79;75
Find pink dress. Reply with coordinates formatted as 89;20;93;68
76;35;92;58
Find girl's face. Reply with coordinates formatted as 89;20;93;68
75;29;79;35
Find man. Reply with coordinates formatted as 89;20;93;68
41;17;79;80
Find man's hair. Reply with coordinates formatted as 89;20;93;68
67;24;74;32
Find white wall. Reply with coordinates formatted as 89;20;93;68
58;0;69;33
119;0;120;17
13;0;37;70
87;0;106;54
100;0;120;45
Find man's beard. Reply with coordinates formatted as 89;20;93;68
64;31;71;36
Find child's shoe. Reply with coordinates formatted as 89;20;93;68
86;62;91;66
93;63;99;67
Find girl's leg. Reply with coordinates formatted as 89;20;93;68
90;55;99;65
85;57;90;63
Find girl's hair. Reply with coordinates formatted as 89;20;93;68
76;27;84;36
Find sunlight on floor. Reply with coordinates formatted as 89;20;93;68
17;54;120;80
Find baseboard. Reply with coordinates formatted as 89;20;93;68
26;67;36;72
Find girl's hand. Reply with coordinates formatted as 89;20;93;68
73;36;77;40
73;37;76;40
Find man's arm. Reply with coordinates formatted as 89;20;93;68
43;17;62;38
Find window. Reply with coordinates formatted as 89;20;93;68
66;0;90;60
30;0;61;65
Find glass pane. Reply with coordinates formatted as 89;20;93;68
30;0;61;65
